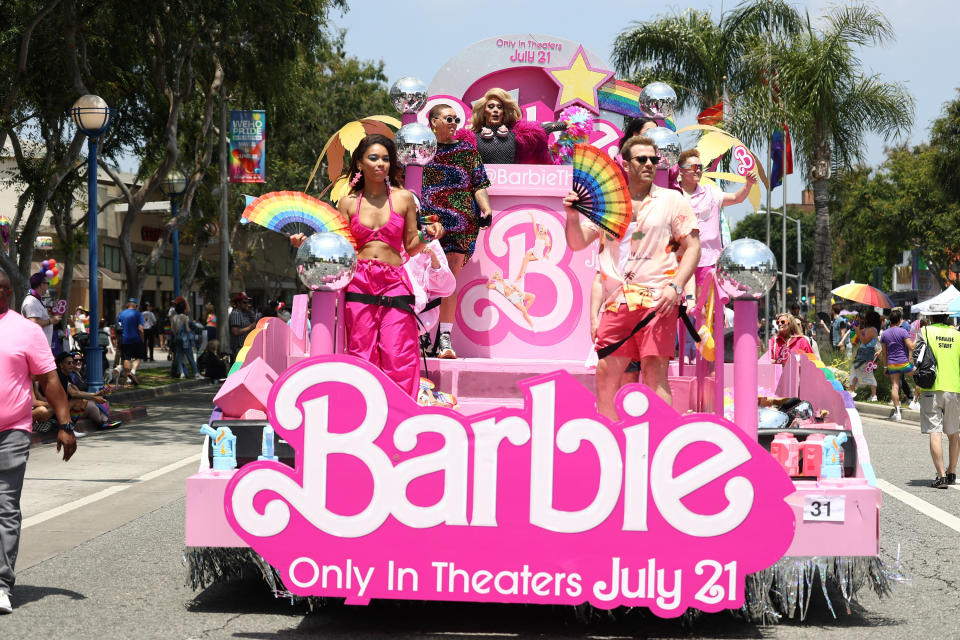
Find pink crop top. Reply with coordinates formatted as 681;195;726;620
350;192;404;252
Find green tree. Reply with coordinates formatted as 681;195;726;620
831;145;960;290
742;3;914;324
930;88;960;202
610;1;802;112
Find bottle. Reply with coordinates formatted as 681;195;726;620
201;423;237;471
258;425;279;462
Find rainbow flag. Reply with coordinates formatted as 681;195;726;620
598;80;643;117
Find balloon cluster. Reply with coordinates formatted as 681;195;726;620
0;216;9;247
41;259;60;286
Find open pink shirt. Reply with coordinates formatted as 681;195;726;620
0;309;56;432
684;185;724;268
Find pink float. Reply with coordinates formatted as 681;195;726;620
185;34;891;623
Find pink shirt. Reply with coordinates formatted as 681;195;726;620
684;185;724;268
594;184;698;310
403;240;456;334
0;309;56;432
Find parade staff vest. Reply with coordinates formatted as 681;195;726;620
923;323;960;393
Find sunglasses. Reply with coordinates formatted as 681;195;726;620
629;155;659;165
777;319;790;326
434;115;461;124
680;163;703;170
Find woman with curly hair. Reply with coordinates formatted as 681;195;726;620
458;88;566;165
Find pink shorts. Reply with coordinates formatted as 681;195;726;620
595;304;676;360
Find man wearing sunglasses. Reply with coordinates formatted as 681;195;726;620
564;135;700;420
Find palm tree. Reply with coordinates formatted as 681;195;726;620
610;1;803;113
740;4;914;322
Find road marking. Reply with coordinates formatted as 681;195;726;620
877;479;960;534
23;453;201;530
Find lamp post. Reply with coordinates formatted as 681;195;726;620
71;94;111;393
160;169;188;298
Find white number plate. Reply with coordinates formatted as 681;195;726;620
803;496;845;522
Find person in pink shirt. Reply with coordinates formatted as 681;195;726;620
564;134;701;419
768;313;814;364
676;149;757;317
0;267;75;614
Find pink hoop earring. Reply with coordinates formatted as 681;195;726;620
384;176;391;194
349;171;361;187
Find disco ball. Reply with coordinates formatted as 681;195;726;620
716;239;778;300
389;76;428;114
645;126;681;168
638;82;678;119
395;122;437;166
295;232;356;292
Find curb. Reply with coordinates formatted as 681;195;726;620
107;377;216;404
854;400;920;424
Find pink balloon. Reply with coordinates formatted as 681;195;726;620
45;269;54;279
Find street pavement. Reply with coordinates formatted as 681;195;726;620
4;389;960;639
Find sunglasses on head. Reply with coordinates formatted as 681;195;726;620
434;115;461;124
680;163;703;170
630;155;659;165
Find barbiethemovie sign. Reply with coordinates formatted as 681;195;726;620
224;356;796;617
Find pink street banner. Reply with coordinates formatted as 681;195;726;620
229;110;266;184
224;355;796;617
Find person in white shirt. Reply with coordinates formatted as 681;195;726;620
20;272;59;349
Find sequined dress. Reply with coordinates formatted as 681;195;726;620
421;140;490;258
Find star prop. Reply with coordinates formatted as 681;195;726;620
546;46;614;114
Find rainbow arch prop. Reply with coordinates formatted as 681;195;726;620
241;190;356;248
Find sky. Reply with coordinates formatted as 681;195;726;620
330;0;954;230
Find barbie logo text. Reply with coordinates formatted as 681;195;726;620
224;357;796;615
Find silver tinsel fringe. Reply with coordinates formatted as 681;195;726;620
184;548;901;623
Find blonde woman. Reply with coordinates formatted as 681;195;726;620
457;87;564;165
768;313;814;364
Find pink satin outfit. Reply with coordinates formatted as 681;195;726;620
344;192;419;397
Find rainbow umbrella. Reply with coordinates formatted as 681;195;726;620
831;282;893;308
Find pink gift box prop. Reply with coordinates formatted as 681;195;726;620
213;357;278;416
770;433;800;476
800;434;825;478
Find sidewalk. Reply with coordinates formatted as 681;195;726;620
31;347;219;446
854;399;920;425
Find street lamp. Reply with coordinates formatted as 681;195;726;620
71;94;111;393
160;169;188;298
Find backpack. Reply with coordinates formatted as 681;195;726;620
913;327;938;389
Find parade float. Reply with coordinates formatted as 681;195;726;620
184;35;893;622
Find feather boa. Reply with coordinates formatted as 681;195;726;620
550;106;594;165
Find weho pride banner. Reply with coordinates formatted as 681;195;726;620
224;356;796;617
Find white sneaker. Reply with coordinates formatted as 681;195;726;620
195;373;203;379
890;409;902;422
909;400;921;411
869;395;878;402
0;589;12;614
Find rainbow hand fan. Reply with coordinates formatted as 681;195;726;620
570;144;632;240
241;190;355;248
